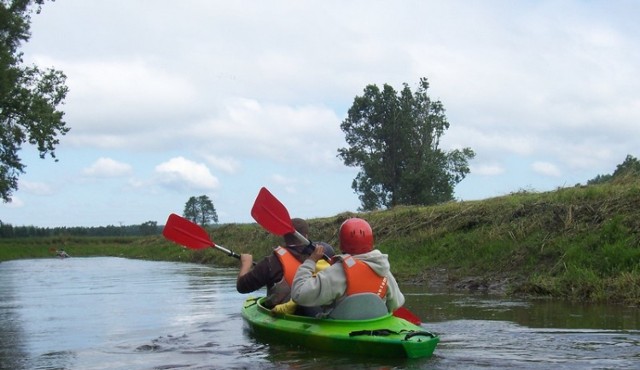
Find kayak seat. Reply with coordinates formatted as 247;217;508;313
328;293;388;320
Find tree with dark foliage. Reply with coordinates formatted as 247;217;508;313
0;0;69;202
183;195;218;226
338;77;475;211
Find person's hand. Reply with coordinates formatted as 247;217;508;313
308;245;325;263
240;253;253;265
238;253;253;278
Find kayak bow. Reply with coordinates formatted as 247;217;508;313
241;297;439;359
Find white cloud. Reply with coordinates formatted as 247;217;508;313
202;154;241;174
31;56;201;150
66;58;197;119
532;161;562;177
19;181;54;196
191;98;345;168
155;156;219;191
473;164;506;176
269;174;298;195
83;157;133;178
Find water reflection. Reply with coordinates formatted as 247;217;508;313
0;257;245;370
0;257;638;370
401;284;640;330
0;269;28;370
401;285;640;369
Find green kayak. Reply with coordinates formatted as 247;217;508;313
241;297;439;359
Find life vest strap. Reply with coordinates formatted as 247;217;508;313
274;246;301;286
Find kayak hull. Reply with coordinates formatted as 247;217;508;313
241;297;439;359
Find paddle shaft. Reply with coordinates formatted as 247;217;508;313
210;243;240;259
163;213;255;265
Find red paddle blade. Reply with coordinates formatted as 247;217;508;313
393;307;422;325
251;187;295;236
162;213;213;250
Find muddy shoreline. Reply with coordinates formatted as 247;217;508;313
403;268;523;296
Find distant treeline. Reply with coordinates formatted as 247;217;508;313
0;220;161;238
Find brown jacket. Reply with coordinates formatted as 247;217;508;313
236;246;308;302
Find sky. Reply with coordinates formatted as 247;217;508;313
1;0;639;228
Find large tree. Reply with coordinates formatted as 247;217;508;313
338;77;475;211
1;0;69;202
183;195;219;226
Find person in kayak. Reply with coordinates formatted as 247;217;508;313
56;249;70;258
236;217;335;314
270;248;333;315
291;217;405;320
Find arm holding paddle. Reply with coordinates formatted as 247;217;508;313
306;244;326;263
237;254;254;278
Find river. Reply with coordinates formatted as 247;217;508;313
0;257;638;369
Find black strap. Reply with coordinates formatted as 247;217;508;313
349;329;437;340
349;329;398;337
404;331;436;340
245;298;259;308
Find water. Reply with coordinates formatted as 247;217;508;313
0;257;638;369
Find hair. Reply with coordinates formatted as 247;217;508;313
284;218;309;245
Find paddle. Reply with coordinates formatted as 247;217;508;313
163;213;254;265
251;187;332;260
250;187;422;325
392;306;422;325
250;187;310;246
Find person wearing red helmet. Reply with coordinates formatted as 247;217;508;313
291;218;405;319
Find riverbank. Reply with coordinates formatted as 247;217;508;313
1;180;638;305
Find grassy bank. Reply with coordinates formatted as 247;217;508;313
1;180;639;305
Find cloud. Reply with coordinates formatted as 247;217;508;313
190;98;345;169
532;161;562;177
271;174;297;186
83;157;133;178
18;181;54;196
65;58;197;121
154;156;219;191
32;56;201;150
201;154;241;174
270;174;299;194
473;164;506;176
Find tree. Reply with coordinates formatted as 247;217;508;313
587;154;640;185
1;0;69;202
612;154;640;179
338;77;475;211
183;195;219;226
139;220;158;236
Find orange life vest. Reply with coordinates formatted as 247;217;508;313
273;246;302;286
341;255;388;298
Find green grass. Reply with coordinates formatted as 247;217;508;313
2;180;639;305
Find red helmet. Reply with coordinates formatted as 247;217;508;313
339;218;374;255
